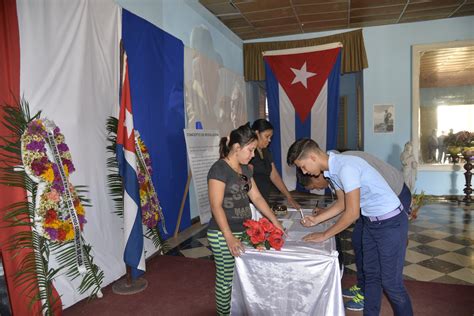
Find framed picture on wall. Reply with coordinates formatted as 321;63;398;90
373;104;394;133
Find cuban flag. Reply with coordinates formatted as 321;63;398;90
264;43;342;190
116;63;146;279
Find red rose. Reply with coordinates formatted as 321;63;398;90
243;219;260;230
272;228;284;236
58;229;67;241
250;226;265;244
268;232;284;250
45;209;57;224
258;218;275;233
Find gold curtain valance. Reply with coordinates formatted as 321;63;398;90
243;29;368;81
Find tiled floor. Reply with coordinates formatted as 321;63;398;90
167;193;474;286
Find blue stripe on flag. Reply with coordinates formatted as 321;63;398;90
116;143;144;279
295;105;311;192
122;10;190;239
326;52;341;151
265;62;282;175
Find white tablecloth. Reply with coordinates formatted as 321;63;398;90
230;209;344;316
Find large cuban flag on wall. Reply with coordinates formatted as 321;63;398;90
264;43;342;190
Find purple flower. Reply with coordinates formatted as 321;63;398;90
31;159;47;175
51;164;64;193
62;158;75;173
45;227;58;240
78;215;87;225
138;174;145;184
57;143;69;152
27;121;47;137
53;127;60;135
26;140;45;151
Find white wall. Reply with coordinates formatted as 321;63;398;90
247;16;474;195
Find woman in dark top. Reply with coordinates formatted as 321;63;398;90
250;119;301;209
207;123;283;315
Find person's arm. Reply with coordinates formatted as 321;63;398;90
303;188;360;242
208;179;245;257
269;163;301;209
302;189;345;226
247;178;285;232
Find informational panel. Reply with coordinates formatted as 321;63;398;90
184;47;248;137
184;129;220;224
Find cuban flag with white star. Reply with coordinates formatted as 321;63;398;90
264;43;342;191
116;62;146;279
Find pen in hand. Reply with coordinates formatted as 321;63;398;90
298;208;305;224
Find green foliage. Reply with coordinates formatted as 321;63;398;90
105;116;168;253
106;116;124;217
412;190;426;207
0;100;103;315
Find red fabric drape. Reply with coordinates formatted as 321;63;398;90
0;1;61;314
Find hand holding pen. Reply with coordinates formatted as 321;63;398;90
312;200;320;215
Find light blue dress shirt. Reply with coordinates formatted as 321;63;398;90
323;152;400;217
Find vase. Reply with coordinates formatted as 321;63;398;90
448;146;462;163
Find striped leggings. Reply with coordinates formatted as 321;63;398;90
207;230;242;316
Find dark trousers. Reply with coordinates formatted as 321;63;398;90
362;211;413;316
351;184;412;295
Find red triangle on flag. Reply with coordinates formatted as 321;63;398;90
117;64;136;153
264;47;340;122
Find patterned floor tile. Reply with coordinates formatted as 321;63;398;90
403;264;444;282
343;252;355;266
454;246;473;257
408;234;437;244
197;238;209;246
434;226;466;235
417;258;463;274
418;229;451;239
408;225;429;233
436;252;474;269
448;267;474;284
406;240;421;249
340;239;353;251
179;247;212;259
409;245;448;257
426;240;465;251
345;263;357;272
405;249;431;264
411;221;442;229
443;235;473;246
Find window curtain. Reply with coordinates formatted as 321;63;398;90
243;29;368;81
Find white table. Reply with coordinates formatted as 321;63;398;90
230;209;344;316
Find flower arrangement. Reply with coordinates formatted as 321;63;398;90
445;130;474;156
135;132;166;231
410;190;426;220
0;102;103;314
21;119;86;242
241;218;285;250
106;116;167;251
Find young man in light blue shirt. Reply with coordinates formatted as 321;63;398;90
287;138;413;316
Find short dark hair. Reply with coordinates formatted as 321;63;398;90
219;123;257;158
296;168;313;187
251;119;273;133
287;138;321;166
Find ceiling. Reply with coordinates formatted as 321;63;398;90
199;0;474;40
420;45;474;88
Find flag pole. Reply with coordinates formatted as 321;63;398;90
112;265;148;295
174;169;192;237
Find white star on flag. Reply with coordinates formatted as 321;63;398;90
124;107;134;139
290;62;317;89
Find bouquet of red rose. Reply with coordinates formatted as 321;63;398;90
241;218;285;251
